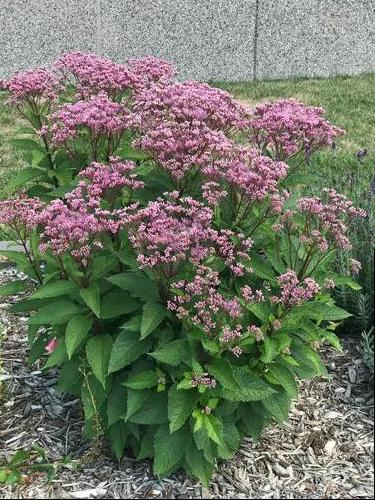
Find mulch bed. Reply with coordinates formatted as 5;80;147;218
0;266;374;499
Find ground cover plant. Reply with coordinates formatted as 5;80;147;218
0;54;368;485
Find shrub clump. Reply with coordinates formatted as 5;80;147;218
0;52;365;485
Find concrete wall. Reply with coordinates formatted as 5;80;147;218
1;0;374;81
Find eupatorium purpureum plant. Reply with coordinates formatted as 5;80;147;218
0;52;366;485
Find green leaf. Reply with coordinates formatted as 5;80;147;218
108;332;153;373
44;339;67;369
168;385;198;433
0;280;28;296
248;301;273;322
125;389;150;422
207;358;240;391
129;392;168;425
108;421;128;461
10;137;44;152
123;370;158;390
268;361;298;398
239;402;268;441
86;335;113;387
7;167;45;190
107;271;160;301
292;340;329;379
137;426;156;459
260;336;279;364
149;339;190;366
249;252;277;282
185;441;215;487
80;284;101;317
153;425;187;476
121;315;142;332
262;390;290;424
31;280;77;299
107;384;127;426
297;302;352;321
222;366;276;402
140;302;167;338
322;330;342;351
100;291;140;319
65;315;92;359
29;300;83;325
203;414;225;447
10;450;30;466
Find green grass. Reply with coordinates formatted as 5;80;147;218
0;92;25;199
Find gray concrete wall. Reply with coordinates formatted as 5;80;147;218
1;0;374;81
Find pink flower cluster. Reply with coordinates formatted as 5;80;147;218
297;188;366;250
249;99;344;159
128;56;175;90
204;146;288;204
271;270;320;308
50;92;133;145
56;52;136;97
124;192;251;275
202;182;227;206
168;266;242;335
0;196;44;237
191;372;217;388
3;68;60;102
79;156;144;196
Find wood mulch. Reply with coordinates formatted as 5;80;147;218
0;266;374;499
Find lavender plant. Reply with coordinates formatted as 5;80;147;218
0;53;366;484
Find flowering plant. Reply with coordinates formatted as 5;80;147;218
0;53;365;484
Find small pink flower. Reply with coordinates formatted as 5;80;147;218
45;337;58;354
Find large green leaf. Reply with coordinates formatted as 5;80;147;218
65;315;92;359
80;284;101;318
108;332;153;373
107;384;127;427
31;280;78;299
168;385;198;433
222;367;275;402
262;390;290;424
123;370;158;390
125;389;150;422
153;425;188;476
207;358;240;391
100;291;140;319
108;421;128;461
107;271;159;301
86;335;113;387
129;392;168;425
43;339;67;369
268;361;298;398
260;336;279;364
185;441;215;487
149;339;190;367
29;300;83;325
140;302;167;338
7;167;45;190
0;280;28;297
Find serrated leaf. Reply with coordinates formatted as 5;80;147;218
185;441;215;487
137;426;156;460
126;389;150;422
108;421;128;460
80;284;100;317
107;384;127;426
31;280;77;299
260;336;279;364
7;167;45;190
100;291;140;319
107;271;159;301
129;392;168;425
268;361;298;398
262;390;290;424
168;385;198;433
222;366;276;402
123;370;158;390
86;334;113;387
44;339;67;369
29;300;83;325
322;330;342;351
203;414;225;446
141;302;167;338
0;280;28;296
150;339;190;366
153;425;187;476
65;315;92;359
108;332;153;373
207;358;240;391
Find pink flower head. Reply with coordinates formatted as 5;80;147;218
3;68;60;102
128;56;175;91
50;92;134;145
56;52;136;97
249;99;344;160
273;270;320;308
45;337;58;354
0;196;44;237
